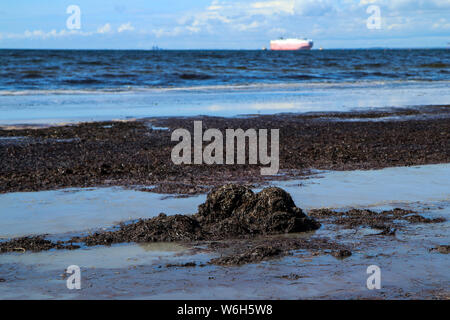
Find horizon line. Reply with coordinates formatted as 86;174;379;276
0;46;448;51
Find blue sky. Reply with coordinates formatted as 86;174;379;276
0;0;449;49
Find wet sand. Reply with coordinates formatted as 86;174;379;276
0;200;448;299
0;164;449;299
0;106;449;299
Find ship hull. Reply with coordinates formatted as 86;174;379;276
270;39;313;51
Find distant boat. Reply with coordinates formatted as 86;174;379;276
270;38;313;50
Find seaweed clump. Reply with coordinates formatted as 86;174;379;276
0;184;321;251
196;184;321;239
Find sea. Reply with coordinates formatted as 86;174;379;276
0;49;449;124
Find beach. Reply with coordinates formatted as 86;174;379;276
0;49;449;300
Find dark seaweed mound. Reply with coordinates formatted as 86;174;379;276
196;184;321;238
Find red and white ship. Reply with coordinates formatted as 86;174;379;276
270;38;313;50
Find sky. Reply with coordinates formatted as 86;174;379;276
0;0;449;49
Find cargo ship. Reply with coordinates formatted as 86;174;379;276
270;38;313;50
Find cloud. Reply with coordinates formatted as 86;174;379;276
360;0;450;11
154;0;341;37
118;23;135;33
97;23;112;34
432;18;450;30
207;0;223;10
236;21;261;31
1;29;94;40
154;7;234;37
152;26;185;37
159;0;450;39
250;0;295;15
2;22;127;40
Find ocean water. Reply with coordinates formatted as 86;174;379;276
0;49;449;124
2;49;450;90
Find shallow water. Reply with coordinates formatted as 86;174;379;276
0;188;204;238
1;81;449;125
0;242;200;271
0;203;448;299
1;164;449;239
276;164;450;209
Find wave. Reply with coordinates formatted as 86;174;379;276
76;60;111;66
20;71;45;79
99;73;137;79
177;73;213;80
418;63;449;68
1;80;449;96
63;78;104;85
283;74;324;80
354;63;384;69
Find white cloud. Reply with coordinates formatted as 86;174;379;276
2;29;94;40
156;0;340;37
236;21;261;31
360;0;450;11
432;18;450;30
3;22;119;40
164;0;450;39
250;0;295;15
97;23;112;34
207;0;223;10
152;26;185;38
118;23;135;33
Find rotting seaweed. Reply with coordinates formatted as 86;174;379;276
1;106;449;194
